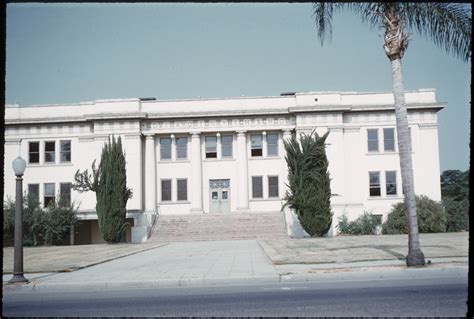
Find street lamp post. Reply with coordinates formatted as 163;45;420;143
9;156;28;284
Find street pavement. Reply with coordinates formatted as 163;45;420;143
2;232;468;291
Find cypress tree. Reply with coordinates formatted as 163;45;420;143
283;130;332;237
73;135;132;243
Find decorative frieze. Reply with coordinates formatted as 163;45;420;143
142;116;296;133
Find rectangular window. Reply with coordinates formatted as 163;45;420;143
268;176;279;198
44;183;55;207
44;141;56;163
252;176;263;198
373;214;383;226
385;171;397;196
266;133;278;156
383;128;395;152
60;140;72;162
205;136;217;158
160;138;172;160
221;135;233;157
251;134;263;157
161;180;172;201
369;172;381;197
28;184;40;203
60;183;72;206
176;137;188;159
367;129;378;152
29;142;40;164
177;179;188;201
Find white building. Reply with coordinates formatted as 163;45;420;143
4;89;443;243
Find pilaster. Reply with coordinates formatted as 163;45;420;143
236;130;249;210
190;132;203;213
144;134;156;213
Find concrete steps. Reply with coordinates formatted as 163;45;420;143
148;211;288;242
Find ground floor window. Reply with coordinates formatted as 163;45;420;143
177;179;188;201
161;180;172;201
252;176;263;198
60;182;72;206
28;184;40;203
369;172;381;197
268;176;279;198
385;171;397;195
44;183;55;207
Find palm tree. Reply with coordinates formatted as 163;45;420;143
312;3;471;266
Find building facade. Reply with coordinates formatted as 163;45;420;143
4;89;444;243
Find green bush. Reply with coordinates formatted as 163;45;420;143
443;197;469;232
382;195;447;234
3;194;78;246
337;212;380;235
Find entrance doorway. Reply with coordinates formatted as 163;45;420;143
209;179;230;213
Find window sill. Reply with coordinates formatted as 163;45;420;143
159;201;191;205
249;156;281;160
159;160;191;164
368;196;404;201
203;158;235;162
366;151;415;156
250;198;282;202
27;163;74;167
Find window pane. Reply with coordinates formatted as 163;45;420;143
268;176;279;198
29;153;39;164
221;135;233;157
386;171;397;195
383;128;395;151
367;129;378;152
252;176;263;198
160;138;172;160
251;134;262;148
205;136;217;158
60;183;71;206
60;141;71;162
29;142;39;152
177;179;187;201
176;137;187;159
161;180;171;201
45;141;55;163
44;183;55;206
267;133;278;156
369;172;380;197
28;184;39;202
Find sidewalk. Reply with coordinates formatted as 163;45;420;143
3;232;468;291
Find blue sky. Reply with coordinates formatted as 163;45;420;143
5;3;470;172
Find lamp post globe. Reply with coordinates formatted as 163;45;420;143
9;156;28;284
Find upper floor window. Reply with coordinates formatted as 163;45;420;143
177;179;188;201
251;134;263;157
385;171;397;195
60;183;72;206
161;179;172;201
29;142;40;164
28;184;40;203
160;137;172;160
383;128;395;152
44;141;56;163
60;140;71;162
367;129;379;152
44;183;55;207
221;135;233;157
268;176;279;198
266;133;278;156
205;136;217;158
176;137;188;159
252;176;263;198
369;172;381;197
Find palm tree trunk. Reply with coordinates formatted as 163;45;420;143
390;58;425;266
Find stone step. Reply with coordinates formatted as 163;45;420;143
149;211;287;242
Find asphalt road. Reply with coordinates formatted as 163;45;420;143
3;276;467;317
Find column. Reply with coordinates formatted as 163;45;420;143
144;134;156;213
281;130;292;195
170;134;176;161
190;132;203;213
262;131;267;157
236;130;249;210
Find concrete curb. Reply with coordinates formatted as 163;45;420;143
3;264;467;293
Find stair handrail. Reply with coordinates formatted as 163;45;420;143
147;205;160;239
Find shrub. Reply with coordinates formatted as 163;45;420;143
443;197;469;232
3;194;78;246
337;212;380;235
283;130;332;237
382;195;447;234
